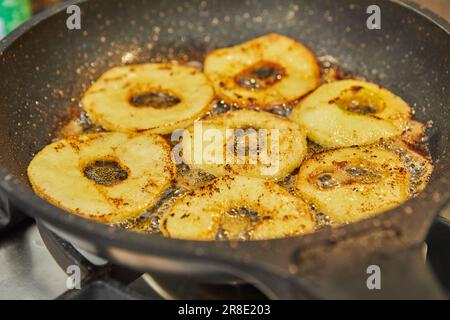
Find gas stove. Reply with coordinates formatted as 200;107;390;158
0;213;449;300
0;217;269;299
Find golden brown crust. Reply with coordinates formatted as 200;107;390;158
290;80;413;147
27;132;175;224
182;109;308;180
295;146;410;224
83;63;215;134
204;33;320;109
160;175;315;240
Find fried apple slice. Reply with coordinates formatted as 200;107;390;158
295;146;410;224
160;175;314;240
290;80;412;147
27;132;175;223
82;64;214;134
180;109;307;180
204;33;320;109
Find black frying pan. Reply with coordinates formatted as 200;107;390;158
0;0;449;299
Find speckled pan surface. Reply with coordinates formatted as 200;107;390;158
0;0;448;181
0;0;448;290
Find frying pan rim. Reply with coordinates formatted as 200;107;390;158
0;0;449;266
391;0;450;34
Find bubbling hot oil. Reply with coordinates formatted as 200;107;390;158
56;58;433;236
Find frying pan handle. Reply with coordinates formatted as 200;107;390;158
247;245;445;299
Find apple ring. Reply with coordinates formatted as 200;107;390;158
204;33;320;109
82;64;214;134
180;109;307;180
290;80;412;147
160;175;315;240
27;132;175;223
295;146;410;224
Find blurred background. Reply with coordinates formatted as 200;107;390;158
0;0;448;38
0;0;58;37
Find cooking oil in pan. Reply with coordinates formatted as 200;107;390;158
54;57;433;237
